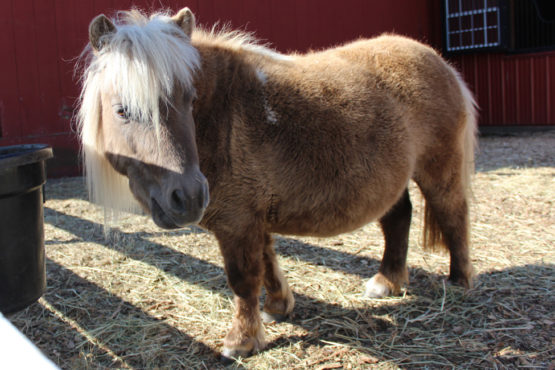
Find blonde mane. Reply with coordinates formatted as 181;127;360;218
192;24;294;61
77;9;200;219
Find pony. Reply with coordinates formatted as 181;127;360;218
77;8;477;360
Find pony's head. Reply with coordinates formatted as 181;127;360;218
78;8;209;229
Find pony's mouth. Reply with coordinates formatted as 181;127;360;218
150;195;206;229
151;197;181;229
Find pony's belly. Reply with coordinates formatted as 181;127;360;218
267;166;412;237
269;196;391;237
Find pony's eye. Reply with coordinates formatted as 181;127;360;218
115;106;130;121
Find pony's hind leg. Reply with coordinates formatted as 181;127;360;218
215;229;266;360
419;181;474;288
415;154;474;288
261;234;295;323
365;188;411;298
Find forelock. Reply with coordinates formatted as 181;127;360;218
90;10;200;128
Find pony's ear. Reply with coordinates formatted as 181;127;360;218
89;14;116;52
172;7;195;38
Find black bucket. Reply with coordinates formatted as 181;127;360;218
0;144;53;314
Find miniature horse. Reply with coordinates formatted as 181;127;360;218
78;8;477;360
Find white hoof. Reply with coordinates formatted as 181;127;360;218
364;275;392;298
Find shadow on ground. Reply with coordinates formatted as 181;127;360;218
7;205;553;368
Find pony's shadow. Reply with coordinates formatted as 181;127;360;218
44;207;228;293
42;206;452;365
9;258;220;369
44;207;392;302
275;236;379;278
41;207;554;366
267;263;554;368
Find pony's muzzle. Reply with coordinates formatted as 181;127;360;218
159;170;209;228
169;181;209;216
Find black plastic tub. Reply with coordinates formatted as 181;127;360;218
0;144;53;314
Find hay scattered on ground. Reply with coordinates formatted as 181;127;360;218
7;131;555;369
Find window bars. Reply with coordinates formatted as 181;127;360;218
445;0;555;53
445;0;503;52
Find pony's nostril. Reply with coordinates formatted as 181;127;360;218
171;189;188;212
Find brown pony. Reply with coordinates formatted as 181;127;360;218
77;8;477;360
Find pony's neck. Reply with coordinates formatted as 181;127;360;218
192;43;262;114
190;42;264;176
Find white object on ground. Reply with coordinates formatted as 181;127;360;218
0;312;59;369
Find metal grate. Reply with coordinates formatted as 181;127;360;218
512;0;555;51
445;0;503;51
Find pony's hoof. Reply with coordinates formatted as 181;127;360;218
221;333;265;363
261;310;288;323
262;292;294;323
448;274;473;290
221;347;252;363
448;265;474;289
364;273;395;298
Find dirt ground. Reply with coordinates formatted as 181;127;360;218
6;130;555;369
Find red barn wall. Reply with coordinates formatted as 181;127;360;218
6;0;512;178
451;52;555;126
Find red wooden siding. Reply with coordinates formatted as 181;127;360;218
3;0;553;176
0;0;442;176
190;0;442;52
451;52;555;126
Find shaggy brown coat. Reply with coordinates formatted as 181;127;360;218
81;8;476;360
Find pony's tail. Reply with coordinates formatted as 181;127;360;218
422;205;443;252
422;70;478;252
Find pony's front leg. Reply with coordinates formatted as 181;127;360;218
215;230;266;360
